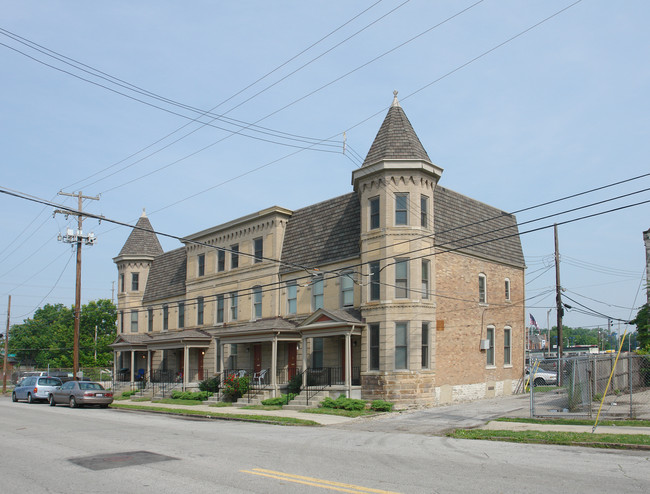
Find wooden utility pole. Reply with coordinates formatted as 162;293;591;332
55;191;100;381
2;295;10;393
554;224;563;385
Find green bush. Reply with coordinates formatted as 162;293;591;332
199;376;220;393
170;390;213;401
120;390;138;399
222;375;249;400
261;394;296;406
320;395;367;411
370;399;394;412
287;374;302;395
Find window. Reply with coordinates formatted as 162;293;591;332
421;259;430;299
420;195;429;227
395;259;409;299
229;292;238;321
229;344;238;370
217;249;225;272
216;294;224;323
504;278;511;301
197;297;204;325
369;261;380;301
120;311;124;333
312;337;323;368
486;326;495;366
178;302;185;329
504;327;511;366
478;273;487;304
131;272;139;291
395;193;408;225
254;237;263;263
130;310;138;333
312;275;324;310
287;282;297;315
163;305;169;331
231;244;239;269
422;322;429;369
119;273;125;293
369;196;380;229
198;253;205;277
148;308;153;332
369;324;380;370
395;322;408;369
341;272;354;307
253;286;262;318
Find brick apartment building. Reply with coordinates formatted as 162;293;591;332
111;94;526;407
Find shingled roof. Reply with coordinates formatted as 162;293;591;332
117;212;163;258
362;93;432;167
280;193;360;273
142;247;186;303
434;186;525;268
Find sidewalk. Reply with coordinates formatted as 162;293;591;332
113;400;358;426
480;420;650;435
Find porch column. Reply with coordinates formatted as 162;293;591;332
183;345;189;390
271;334;278;398
130;351;135;382
301;334;308;389
219;341;225;375
113;351;117;384
147;350;151;381
345;332;352;398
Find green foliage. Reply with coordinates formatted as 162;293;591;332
287;374;302;395
261;394;296;406
222;375;249;400
8;299;117;367
120;390;139;399
320;394;367;411
631;303;650;351
370;399;394;412
170;390;213;401
199;376;220;393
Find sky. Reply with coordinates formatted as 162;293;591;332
1;0;649;339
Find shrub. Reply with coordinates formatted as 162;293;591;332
222;375;249;400
170;390;213;401
199;376;220;393
261;394;296;406
320;395;367;411
287;374;302;395
120;390;138;399
370;399;394;412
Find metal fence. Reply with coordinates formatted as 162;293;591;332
530;354;650;419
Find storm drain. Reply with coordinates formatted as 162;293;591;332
69;450;177;471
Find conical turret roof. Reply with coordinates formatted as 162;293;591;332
117;210;163;258
362;91;431;167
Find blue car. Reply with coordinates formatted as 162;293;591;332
13;376;63;403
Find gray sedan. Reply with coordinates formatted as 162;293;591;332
49;381;114;408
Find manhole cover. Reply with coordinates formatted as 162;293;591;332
69;450;177;471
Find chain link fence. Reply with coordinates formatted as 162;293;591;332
529;354;650;419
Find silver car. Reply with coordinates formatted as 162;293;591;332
526;367;558;386
49;380;114;408
12;376;63;403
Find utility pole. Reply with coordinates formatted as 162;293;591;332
554;224;563;385
55;191;100;381
2;295;10;393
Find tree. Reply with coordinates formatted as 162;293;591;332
9;299;117;368
631;303;650;351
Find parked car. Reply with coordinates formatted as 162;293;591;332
12;376;63;403
47;371;74;383
48;380;114;408
526;366;558;386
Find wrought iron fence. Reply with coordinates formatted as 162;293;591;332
530;354;650;419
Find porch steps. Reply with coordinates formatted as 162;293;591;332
231;389;271;407
283;390;329;410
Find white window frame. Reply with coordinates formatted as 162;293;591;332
229;291;238;321
253;286;262;319
287;282;297;315
395;259;409;299
420;195;429;228
479;273;487;304
312;275;324;311
504;327;512;366
486;326;495;367
395;193;409;226
395;322;408;370
216;294;224;324
369;196;380;230
421;322;429;369
505;278;511;301
421;259;430;299
130;310;138;333
341;272;354;307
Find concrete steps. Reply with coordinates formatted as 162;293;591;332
283;390;329;410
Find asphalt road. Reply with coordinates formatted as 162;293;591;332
1;397;649;493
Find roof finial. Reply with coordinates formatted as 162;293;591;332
392;90;400;107
141;208;147;218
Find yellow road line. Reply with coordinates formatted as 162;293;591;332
240;468;401;494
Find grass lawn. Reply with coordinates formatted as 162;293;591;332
301;407;379;418
152;398;205;406
240;404;284;411
496;417;650;428
448;428;650;449
110;402;319;426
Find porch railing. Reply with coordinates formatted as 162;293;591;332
305;367;361;405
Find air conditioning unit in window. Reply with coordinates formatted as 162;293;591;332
479;339;490;350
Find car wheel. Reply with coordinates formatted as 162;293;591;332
100;404;109;409
27;393;34;404
12;392;17;402
49;395;56;407
533;377;546;386
69;396;78;408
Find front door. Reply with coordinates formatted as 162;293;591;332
198;351;204;381
288;343;297;379
253;344;262;374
